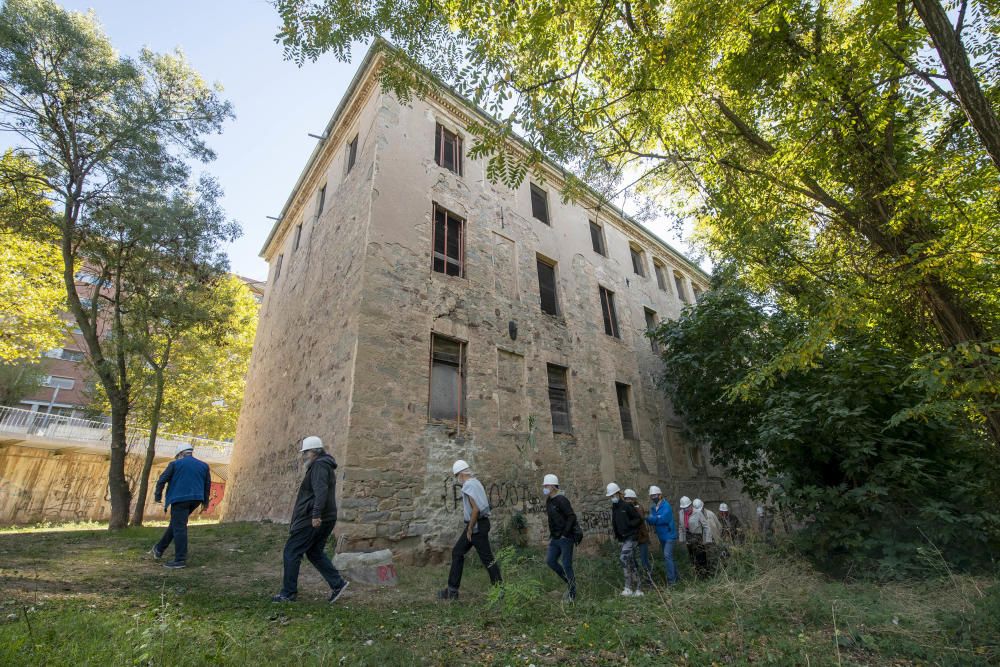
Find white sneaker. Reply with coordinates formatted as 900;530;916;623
620;588;633;597
632;589;644;597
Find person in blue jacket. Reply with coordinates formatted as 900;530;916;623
151;443;211;569
646;485;679;585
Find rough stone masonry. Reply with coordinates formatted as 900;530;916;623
225;43;744;564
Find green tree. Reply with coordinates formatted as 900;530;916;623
0;0;234;528
653;272;1000;575
0;359;45;407
274;0;1000;442
0;152;64;362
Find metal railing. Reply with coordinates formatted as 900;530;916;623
0;404;233;460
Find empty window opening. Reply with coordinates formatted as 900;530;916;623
599;286;620;338
653;260;668;291
536;256;559;316
317;184;327;217
674;271;688;303
644;308;659;353
274;254;284;282
589;221;606;256
346;134;358;173
630;245;646;277
616;382;635;439
293;223;303;251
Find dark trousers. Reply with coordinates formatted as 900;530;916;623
688;541;709;578
447;517;502;590
281;521;345;596
545;537;576;596
155;500;201;562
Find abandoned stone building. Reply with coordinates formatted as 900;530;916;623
225;42;740;562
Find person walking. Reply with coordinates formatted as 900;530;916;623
151;443;211;569
624;489;654;587
718;503;744;544
543;473;580;601
607;482;643;597
687;498;713;578
438;460;502;600
271;436;349;603
646;486;678;585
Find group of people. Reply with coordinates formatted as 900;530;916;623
150;439;743;605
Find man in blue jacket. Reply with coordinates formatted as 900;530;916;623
152;443;211;569
646;485;679;585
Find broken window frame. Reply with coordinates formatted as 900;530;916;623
429;334;467;425
431;203;466;277
435;123;463;175
599;285;620;338
536;255;559;316
530;183;550;225
615;382;635;439
546;363;572;434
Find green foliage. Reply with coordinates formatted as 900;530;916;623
654;274;1000;577
0;359;45;406
273;0;1000;441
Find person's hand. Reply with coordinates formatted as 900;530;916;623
311;518;322;528
465;527;473;541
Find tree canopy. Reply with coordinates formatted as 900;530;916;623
275;0;1000;443
0;0;235;528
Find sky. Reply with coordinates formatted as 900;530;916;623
42;1;699;281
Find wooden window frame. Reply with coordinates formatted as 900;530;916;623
530;183;550;225
435;123;463;175
431;203;466;278
546;363;572;434
599;285;620;338
429;334;467;425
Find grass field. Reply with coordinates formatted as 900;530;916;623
0;521;996;666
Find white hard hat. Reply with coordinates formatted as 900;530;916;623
605;482;621;497
300;436;324;452
692;498;704;511
719;503;729;512
175;443;193;456
679;496;692;509
757;506;765;516
649;485;662;496
452;459;470;476
624;488;638;499
543;474;559;486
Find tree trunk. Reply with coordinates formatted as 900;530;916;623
913;0;1000;172
107;398;132;530
130;369;165;527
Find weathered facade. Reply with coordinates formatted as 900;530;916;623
226;44;741;562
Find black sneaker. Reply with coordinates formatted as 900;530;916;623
436;588;459;600
328;581;350;603
149;547;163;560
162;561;186;569
271;593;297;603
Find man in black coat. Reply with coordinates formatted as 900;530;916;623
543;473;580;601
272;436;349;603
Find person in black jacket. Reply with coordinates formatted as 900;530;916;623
607;482;643;597
272;436;349;603
543;473;579;601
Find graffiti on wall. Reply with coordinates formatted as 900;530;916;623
441;476;546;516
579;509;613;536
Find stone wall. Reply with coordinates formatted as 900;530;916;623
223;80;383;523
0;445;225;525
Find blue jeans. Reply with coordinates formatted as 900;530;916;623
281;521;346;596
546;537;576;597
155;500;201;562
637;542;654;584
661;539;679;584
